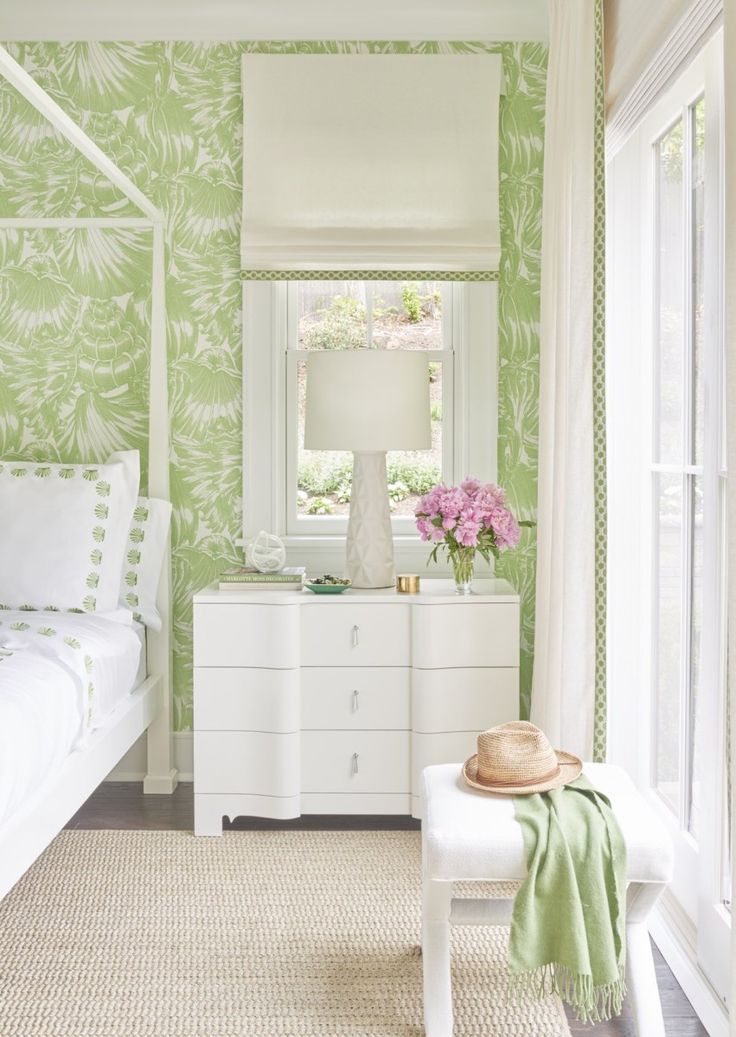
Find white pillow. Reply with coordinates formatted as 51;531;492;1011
118;496;172;631
0;451;139;614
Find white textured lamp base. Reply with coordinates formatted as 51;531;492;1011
346;451;395;589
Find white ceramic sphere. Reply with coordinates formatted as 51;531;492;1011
248;530;286;573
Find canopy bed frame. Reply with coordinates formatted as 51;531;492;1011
0;44;176;900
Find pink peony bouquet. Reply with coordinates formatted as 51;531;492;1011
415;478;527;589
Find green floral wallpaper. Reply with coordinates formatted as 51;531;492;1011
0;41;545;727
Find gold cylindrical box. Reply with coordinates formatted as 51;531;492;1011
396;574;420;594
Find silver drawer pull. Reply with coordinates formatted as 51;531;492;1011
351;752;359;775
351;624;359;647
352;689;359;712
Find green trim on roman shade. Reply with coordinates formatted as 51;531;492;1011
241;44;503;278
592;0;608;764
240;270;500;282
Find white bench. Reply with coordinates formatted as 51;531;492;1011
421;762;674;1037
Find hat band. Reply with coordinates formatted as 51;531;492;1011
476;763;561;788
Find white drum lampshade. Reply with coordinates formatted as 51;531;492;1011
305;350;431;588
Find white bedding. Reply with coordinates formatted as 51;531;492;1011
0;610;142;828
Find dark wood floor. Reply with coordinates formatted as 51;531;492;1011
67;783;708;1037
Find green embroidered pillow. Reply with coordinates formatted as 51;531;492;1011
0;451;140;614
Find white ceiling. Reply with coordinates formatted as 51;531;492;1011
0;0;548;42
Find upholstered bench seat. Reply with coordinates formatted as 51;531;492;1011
422;761;673;884
420;762;674;1037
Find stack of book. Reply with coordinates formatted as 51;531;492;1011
218;566;306;592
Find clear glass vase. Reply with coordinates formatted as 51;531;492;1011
451;548;475;595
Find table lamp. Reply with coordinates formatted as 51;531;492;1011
304;350;431;588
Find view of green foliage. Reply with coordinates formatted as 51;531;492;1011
302;295;366;350
305;496;334;515
400;282;423;323
298;452;441;503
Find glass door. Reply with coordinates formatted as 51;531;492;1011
647;33;728;1000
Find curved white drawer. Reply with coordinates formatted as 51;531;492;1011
301;731;410;794
194;668;299;732
194;731;300;797
412;602;519;668
301;603;410;667
301;668;410;730
412;668;518;733
194;603;299;668
192;581;521;828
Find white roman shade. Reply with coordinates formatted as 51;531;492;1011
241;53;503;274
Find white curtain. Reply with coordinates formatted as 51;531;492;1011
725;0;736;1026
530;0;597;759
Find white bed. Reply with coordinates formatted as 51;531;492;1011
0;658;165;901
0;597;172;900
0;611;145;829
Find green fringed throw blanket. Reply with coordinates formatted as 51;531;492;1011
509;775;627;1023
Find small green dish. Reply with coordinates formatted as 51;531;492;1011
305;581;351;594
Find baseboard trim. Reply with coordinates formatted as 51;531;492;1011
649;895;729;1037
106;732;193;784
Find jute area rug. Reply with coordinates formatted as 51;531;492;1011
0;830;570;1036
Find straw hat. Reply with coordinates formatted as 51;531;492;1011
463;720;582;795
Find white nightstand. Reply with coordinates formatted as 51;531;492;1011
193;578;520;835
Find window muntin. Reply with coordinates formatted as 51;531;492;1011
692;99;705;468
654;117;685;465
654;470;684;816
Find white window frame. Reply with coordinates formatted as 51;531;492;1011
607;29;729;1020
243;280;498;575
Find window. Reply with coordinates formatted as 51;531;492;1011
649;67;729;990
651;99;706;826
243;279;497;574
286;280;451;535
607;30;727;1005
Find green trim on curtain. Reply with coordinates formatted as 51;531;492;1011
592;0;608;763
241;270;500;281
